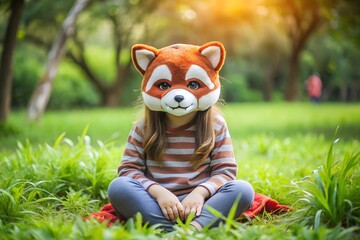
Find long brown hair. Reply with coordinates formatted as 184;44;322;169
142;106;217;168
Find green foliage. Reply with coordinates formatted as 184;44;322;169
11;45;100;109
0;128;122;234
49;60;99;109
82;45;116;84
290;131;360;228
5;0;359;109
0;122;19;137
0;180;59;225
222;73;263;102
1;104;360;239
302;34;360;101
12;44;44;108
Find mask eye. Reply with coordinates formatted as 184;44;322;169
158;82;171;90
187;81;200;90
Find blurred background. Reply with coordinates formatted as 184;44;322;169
1;0;359;116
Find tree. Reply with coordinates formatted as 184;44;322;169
27;0;91;120
0;0;25;122
267;0;323;101
326;0;360;47
65;0;161;106
323;0;360;101
249;8;287;102
24;0;162;108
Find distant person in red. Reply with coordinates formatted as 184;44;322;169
306;73;322;103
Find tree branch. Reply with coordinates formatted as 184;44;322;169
66;39;105;93
25;34;52;50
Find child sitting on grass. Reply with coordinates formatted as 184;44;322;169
108;41;254;232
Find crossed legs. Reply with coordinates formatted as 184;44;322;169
108;177;254;232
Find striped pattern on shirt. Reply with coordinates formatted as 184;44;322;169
118;115;238;196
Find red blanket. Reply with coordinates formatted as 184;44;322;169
242;193;291;218
85;193;291;226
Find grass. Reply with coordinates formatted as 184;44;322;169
3;102;360;150
0;102;360;239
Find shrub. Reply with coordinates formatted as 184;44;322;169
12;43;100;109
0;179;60;225
291;128;360;229
0;128;121;227
222;73;262;102
48;60;99;109
12;44;44;108
0;122;19;137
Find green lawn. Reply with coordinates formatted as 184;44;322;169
1;103;359;239
3;102;360;149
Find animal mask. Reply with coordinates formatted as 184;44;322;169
131;41;226;116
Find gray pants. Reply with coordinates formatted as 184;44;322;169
108;177;254;232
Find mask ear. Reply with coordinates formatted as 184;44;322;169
131;44;159;75
199;41;226;72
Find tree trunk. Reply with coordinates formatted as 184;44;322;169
27;0;91;120
280;1;321;102
263;56;281;101
285;49;300;101
101;88;121;107
340;77;348;102
67;51;132;107
0;0;25;122
101;66;131;107
350;82;359;102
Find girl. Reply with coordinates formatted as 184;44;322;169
108;42;254;232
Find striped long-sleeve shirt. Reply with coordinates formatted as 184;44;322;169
118;115;238;196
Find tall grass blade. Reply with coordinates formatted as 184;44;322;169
313;169;326;197
224;194;241;232
0;189;16;205
314;210;322;230
80;125;90;142
341;151;360;179
53;132;66;149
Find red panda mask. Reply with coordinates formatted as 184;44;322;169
131;41;226;116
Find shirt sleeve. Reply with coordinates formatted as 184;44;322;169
117;122;159;190
199;117;238;196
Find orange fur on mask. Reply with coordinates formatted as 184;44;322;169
132;42;226;116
